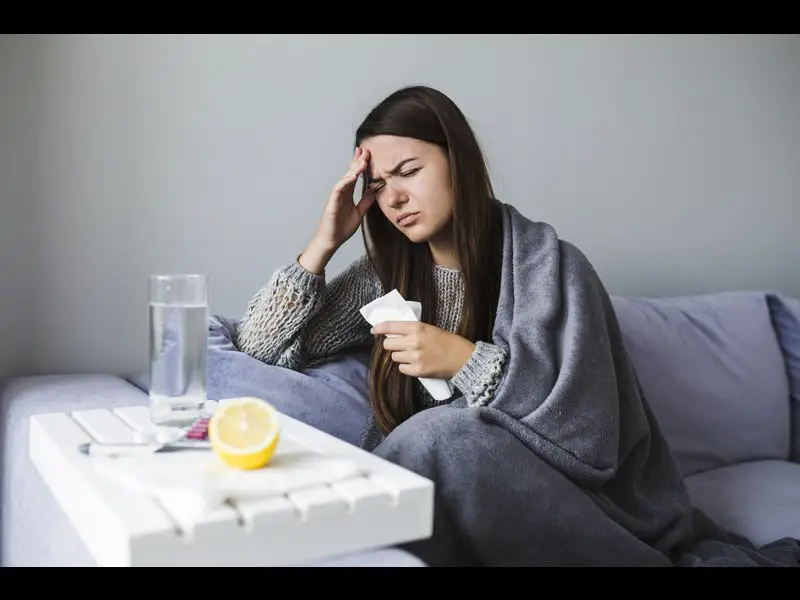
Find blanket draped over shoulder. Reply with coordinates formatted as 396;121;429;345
366;203;800;567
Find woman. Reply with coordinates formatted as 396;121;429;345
236;84;509;444
235;86;798;567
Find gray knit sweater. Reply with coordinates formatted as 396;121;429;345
235;255;508;409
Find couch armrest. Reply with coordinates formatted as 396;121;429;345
0;374;148;566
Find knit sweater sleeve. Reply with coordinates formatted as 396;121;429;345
450;341;508;407
235;255;382;370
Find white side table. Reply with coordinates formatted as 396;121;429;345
28;404;433;567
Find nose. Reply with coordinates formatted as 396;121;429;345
383;179;408;209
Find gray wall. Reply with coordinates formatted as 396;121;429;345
0;36;37;379
1;34;798;381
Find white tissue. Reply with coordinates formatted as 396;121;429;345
359;289;453;401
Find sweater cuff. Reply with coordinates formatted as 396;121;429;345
282;259;326;296
451;341;507;407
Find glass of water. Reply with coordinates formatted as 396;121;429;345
148;274;209;427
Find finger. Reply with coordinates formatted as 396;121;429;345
333;171;360;194
356;186;375;217
398;363;417;376
349;146;362;168
382;336;408;351
337;164;366;194
371;321;417;336
347;151;368;177
346;159;365;178
390;350;415;364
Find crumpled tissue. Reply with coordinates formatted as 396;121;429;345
359;289;454;401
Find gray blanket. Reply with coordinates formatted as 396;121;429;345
194;203;800;567
364;203;800;567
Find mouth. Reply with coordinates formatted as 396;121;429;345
396;211;420;227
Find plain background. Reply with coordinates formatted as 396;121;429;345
1;34;798;380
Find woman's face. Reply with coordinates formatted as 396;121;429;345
360;135;454;244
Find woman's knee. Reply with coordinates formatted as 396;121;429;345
373;405;477;469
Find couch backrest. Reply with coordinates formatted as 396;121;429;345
611;291;791;476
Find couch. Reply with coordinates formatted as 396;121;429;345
2;289;799;566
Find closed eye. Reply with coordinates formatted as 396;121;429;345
368;166;421;194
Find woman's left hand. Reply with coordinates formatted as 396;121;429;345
370;321;476;379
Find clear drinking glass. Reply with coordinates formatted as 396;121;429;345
148;274;209;427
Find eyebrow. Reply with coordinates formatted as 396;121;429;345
367;157;419;184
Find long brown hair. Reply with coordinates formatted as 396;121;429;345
356;85;503;436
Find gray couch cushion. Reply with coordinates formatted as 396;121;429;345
767;294;800;461
684;459;800;547
611;292;790;476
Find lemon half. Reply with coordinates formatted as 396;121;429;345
208;397;280;470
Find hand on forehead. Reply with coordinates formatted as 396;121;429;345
361;136;428;182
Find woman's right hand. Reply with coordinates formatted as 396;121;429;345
318;146;374;250
300;147;375;274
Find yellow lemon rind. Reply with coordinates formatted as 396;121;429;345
208;397;281;470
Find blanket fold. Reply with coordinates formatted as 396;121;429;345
368;203;800;567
